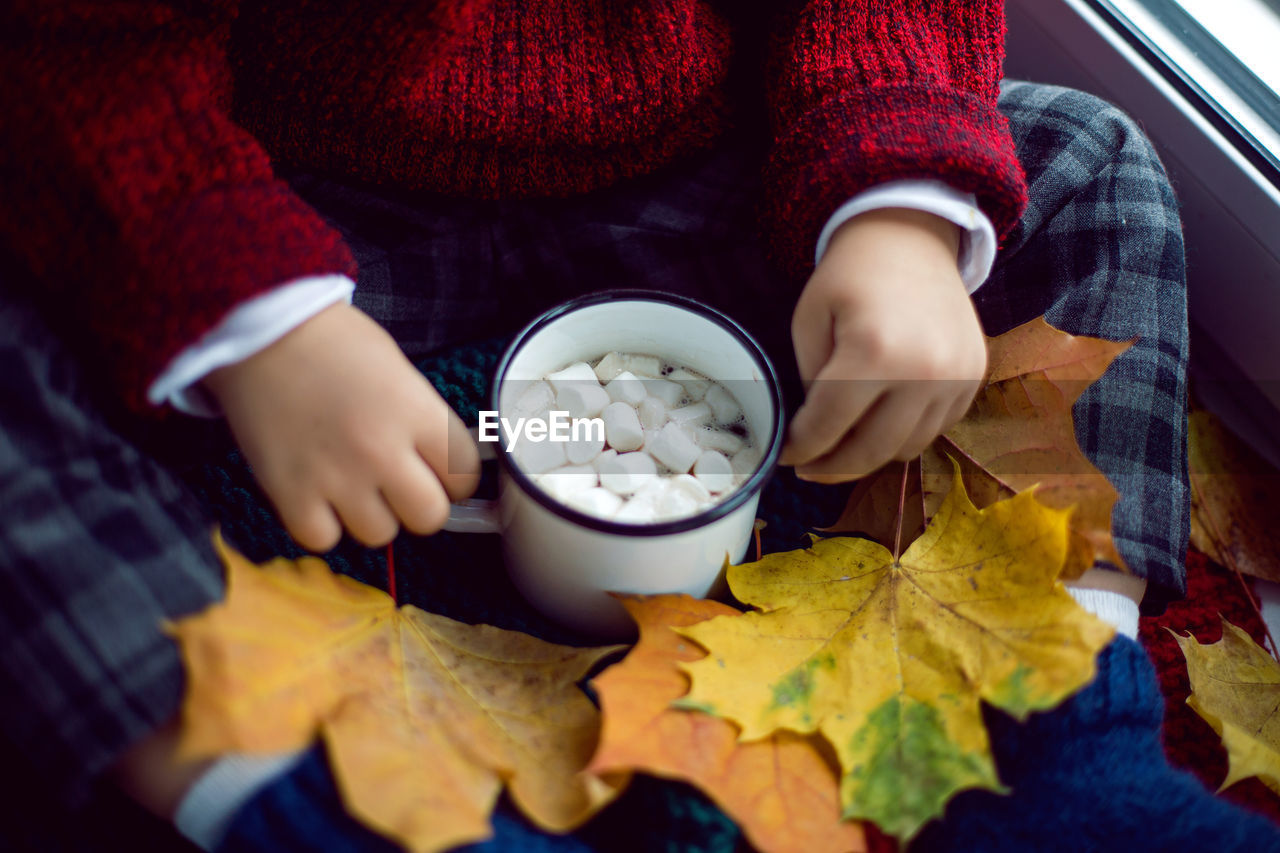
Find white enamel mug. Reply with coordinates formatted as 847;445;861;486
443;290;784;638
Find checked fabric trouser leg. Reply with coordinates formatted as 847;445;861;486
0;80;1187;826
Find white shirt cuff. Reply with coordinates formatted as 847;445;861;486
814;179;998;294
147;274;356;416
1065;568;1148;640
174;750;304;851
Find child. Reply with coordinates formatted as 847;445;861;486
2;1;1276;849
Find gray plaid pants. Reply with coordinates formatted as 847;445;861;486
0;81;1187;809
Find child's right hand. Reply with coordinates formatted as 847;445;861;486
203;303;480;552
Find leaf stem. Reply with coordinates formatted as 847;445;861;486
917;455;928;531
893;460;909;562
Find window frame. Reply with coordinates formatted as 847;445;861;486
1089;0;1280;184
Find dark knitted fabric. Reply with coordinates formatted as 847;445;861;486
218;749;741;853
909;637;1280;853
1;0;1026;410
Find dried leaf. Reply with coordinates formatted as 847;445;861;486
820;458;925;548
169;536;627;853
1188;410;1280;582
825;317;1130;579
680;465;1115;841
1175;619;1280;796
589;594;867;853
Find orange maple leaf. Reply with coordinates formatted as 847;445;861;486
588;594;868;853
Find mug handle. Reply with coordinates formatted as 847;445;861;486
443;498;500;534
443;431;501;533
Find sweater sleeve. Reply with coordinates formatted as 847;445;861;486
0;1;356;411
763;0;1028;278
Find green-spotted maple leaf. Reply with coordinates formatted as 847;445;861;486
678;467;1115;841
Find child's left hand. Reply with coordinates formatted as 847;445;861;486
781;207;987;483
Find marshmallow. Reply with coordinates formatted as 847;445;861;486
642;377;684;408
599;451;658;495
613;478;667;523
646;422;701;473
668;401;712;428
656;485;701;520
556;383;611;419
623;354;662;378
692;426;744;456
614;494;660;524
565;487;624;518
564;431;606;466
694;450;735;493
592;352;627;382
705;384;742;425
602;401;644;452
594;352;661;381
731;447;762;480
605;371;648;406
637;396;667;430
516;439;566;475
669;473;712;505
512;380;555;418
593;448;618;471
547;362;601;393
667;368;711;402
536;465;599;502
641;428;660;454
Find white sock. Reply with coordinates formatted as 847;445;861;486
174;751;304;851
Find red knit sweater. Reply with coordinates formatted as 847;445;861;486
1;1;1026;410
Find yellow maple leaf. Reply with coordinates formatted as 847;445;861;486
168;536;627;853
1175;619;1280;796
677;466;1115;841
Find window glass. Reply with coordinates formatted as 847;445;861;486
1171;0;1280;97
1098;0;1280;176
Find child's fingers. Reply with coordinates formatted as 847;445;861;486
382;457;452;536
942;383;979;432
781;364;883;466
330;487;400;548
416;407;481;502
795;386;932;483
277;495;344;554
790;297;836;387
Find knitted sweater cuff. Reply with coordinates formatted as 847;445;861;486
103;183;356;412
764;84;1027;279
